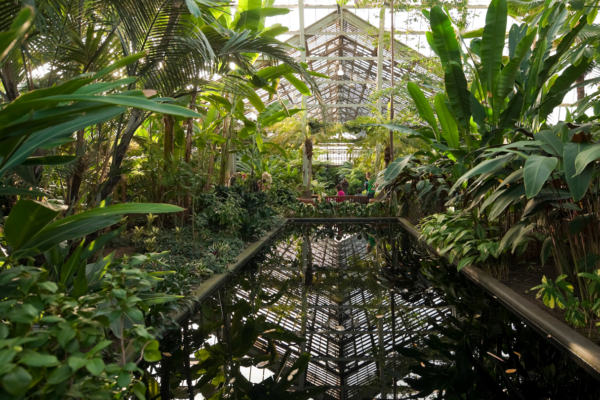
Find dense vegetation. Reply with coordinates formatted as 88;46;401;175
1;0;600;397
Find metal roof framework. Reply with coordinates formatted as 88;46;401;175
253;5;441;124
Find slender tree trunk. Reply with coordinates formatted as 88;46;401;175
120;174;127;203
184;91;197;164
163;114;175;166
204;143;216;192
218;140;229;186
67;129;87;210
576;74;586;101
183;91;197;220
0;62;19;101
100;109;144;201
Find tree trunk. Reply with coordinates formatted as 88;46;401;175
67;129;87;210
576;74;586;101
120;174;127;203
0;62;19;101
184;91;197;164
163;114;175;166
218;140;229;186
100;109;144;201
183;91;197;220
204;143;216;192
303;138;313;198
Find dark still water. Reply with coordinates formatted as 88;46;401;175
147;223;600;399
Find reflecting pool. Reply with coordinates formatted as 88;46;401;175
147;223;600;399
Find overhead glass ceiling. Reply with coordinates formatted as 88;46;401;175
238;0;598;125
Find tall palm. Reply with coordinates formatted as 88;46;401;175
0;0;321;203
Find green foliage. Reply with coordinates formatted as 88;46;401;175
420;211;508;277
288;200;396;218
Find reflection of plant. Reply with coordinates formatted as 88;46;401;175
395;235;600;398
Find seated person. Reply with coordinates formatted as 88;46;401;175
336;184;345;202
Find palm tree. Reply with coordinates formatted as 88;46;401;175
0;0;321;204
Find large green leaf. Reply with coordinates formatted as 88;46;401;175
380;155;413;188
523;155;558;199
0;8;34;66
14;204;182;258
495;30;536;114
539;58;591;120
433;93;459;149
283;74;311;96
245;89;265;112
564;141;593;202
30;95;202;119
534;130;564;158
537;14;588;86
451;154;514;192
429;6;461;67
235;0;262;32
0;187;48;197
444;62;471;131
0;106;126;178
407;82;440;140
20;155;77;166
481;0;508;96
4;200;62;250
575;144;600;175
489;184;526;220
498;91;523;129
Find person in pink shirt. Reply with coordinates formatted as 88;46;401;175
336;184;345;202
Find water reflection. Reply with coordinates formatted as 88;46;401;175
146;223;600;399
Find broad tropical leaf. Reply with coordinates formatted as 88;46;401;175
564;142;593;202
575;144;600;175
429;6;461;67
433;93;459;149
451;154;514;192
481;0;508;96
444;62;471;131
523;155;557;199
407;82;440;140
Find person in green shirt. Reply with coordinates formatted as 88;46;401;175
365;172;376;200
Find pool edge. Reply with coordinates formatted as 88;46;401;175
397;216;600;382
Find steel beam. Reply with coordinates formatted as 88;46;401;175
229;3;490;9
307;56;394;60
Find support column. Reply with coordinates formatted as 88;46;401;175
377;317;387;399
299;0;311;194
376;8;385;114
389;0;395;163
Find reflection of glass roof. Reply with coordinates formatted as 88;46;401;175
237;228;450;399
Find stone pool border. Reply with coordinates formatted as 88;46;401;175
397;217;600;381
168;223;288;325
130;223;288;363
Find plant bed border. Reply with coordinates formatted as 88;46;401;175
154;223;287;342
397;217;600;382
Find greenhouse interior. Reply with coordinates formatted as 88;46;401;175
3;0;600;398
